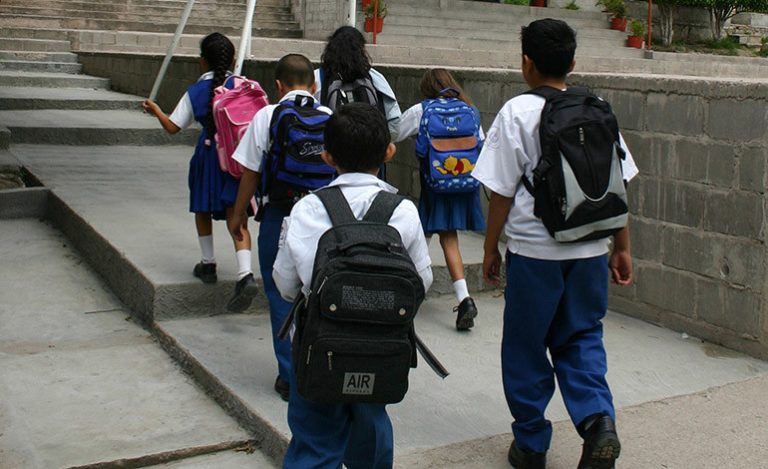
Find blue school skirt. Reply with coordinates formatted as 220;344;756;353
418;183;487;234
188;137;239;221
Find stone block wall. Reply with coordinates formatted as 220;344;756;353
78;52;768;359
291;0;349;40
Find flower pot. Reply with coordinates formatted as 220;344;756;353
530;0;546;6
364;17;384;33
627;35;643;48
362;0;372;8
610;17;627;31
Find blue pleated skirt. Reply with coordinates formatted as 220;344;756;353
418;184;487;234
187;138;239;221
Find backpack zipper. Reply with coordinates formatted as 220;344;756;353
579;125;600;199
306;345;312;365
327;351;333;370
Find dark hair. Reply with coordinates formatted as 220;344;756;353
419;68;473;106
320;26;372;82
275;53;315;87
521;19;576;79
324;103;390;172
200;32;235;143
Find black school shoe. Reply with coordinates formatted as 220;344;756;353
274;376;289;402
193;262;217;284
454;297;478;331
226;273;259;312
577;415;621;469
508;440;546;469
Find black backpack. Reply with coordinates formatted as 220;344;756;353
522;86;629;243
320;68;386;116
279;186;448;404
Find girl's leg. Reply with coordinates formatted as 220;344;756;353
224;207;258;313
439;230;477;331
193;213;217;283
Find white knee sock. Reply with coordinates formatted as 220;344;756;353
198;235;215;264
236;249;252;280
453;278;470;304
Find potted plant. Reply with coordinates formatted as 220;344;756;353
596;0;627;31
364;1;387;33
627;19;645;48
362;0;372;8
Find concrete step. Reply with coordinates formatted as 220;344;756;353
378;23;626;44
0;27;70;40
0;50;78;63
0;86;143;110
383;13;614;32
0;0;293;17
0;60;83;74
0;5;295;23
0;110;198;146
386;0;608;23
0;15;302;38
0;37;71;52
0;70;109;88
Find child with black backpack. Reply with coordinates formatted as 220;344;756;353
228;54;333;402
142;32;258;313
396;68;486;331
272;103;434;468
473;19;638;469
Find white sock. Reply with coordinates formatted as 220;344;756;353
453;278;470;304
236;249;252;280
198;235;215;264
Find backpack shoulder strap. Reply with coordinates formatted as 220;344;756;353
320;67;330;106
524;86;562;99
315;186;356;226
362;190;404;224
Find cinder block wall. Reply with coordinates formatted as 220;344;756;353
78;52;768;359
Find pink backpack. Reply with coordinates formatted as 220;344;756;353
212;76;269;179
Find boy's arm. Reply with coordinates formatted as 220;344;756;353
228;168;261;242
609;224;633;286
483;191;513;286
273;216;302;301
142;99;181;135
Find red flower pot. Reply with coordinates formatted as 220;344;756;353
610;17;627;31
627;35;643;48
364;17;384;33
362;0;372;9
530;0;546;6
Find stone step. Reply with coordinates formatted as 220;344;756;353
0;15;302;38
0;86;143;110
0;50;78;63
0;60;83;74
0;0;293;16
0;27;70;40
0;5;295;23
0;37;71;52
0;110;198;146
383;12;615;32
0;70;109;88
378;23;626;44
385;0;609;23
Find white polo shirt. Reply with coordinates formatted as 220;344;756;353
273;172;433;302
232;89;332;173
472;92;639;261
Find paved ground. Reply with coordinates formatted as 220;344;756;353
0;218;274;468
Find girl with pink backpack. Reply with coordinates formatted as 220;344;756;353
142;32;263;312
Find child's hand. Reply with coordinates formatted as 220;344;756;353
228;212;248;242
483;248;502;286
142;99;161;116
609;248;633;286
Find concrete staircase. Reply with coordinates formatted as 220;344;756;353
0;0;301;38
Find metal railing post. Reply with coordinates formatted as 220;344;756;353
149;0;196;102
235;0;258;75
348;0;356;26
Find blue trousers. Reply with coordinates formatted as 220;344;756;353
283;370;394;469
502;253;615;453
257;204;293;381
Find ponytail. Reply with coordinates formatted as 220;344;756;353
200;32;235;145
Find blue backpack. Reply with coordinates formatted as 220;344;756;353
415;93;482;194
262;95;335;208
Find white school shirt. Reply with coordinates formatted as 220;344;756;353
272;172;433;302
232;90;332;172
168;71;229;129
472;93;639;261
396;102;486;142
313;68;402;141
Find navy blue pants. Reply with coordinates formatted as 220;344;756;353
257;204;293;382
502;253;615;453
283;370;394;468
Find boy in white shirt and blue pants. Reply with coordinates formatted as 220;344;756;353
473;19;638;469
273;103;432;468
229;54;332;401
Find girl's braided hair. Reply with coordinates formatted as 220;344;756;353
200;32;235;144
